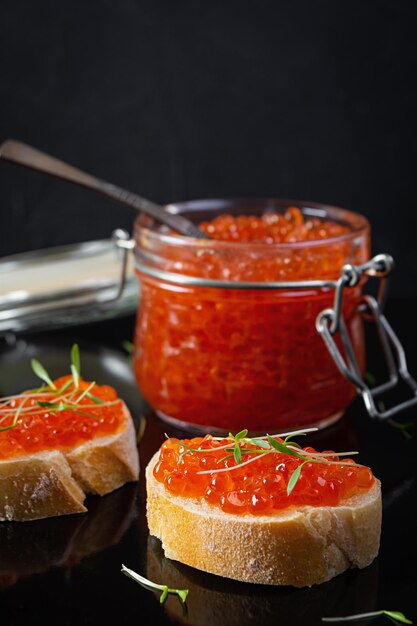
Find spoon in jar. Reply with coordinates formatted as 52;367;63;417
0;139;209;239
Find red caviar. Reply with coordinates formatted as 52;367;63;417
0;375;124;460
154;435;375;514
134;205;370;431
200;208;349;244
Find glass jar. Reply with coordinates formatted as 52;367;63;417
133;199;370;433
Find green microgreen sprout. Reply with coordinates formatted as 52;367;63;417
162;435;230;460
71;365;79;389
31;358;57;390
74;381;97;405
71;344;81;389
386;418;414;441
266;433;305;459
322;609;412;624
377;399;414;440
363;371;414;440
136;417;147;445
167;427;361;496
71;344;81;376
0;344;113;434
35;400;95;419
266;433;321;494
122;340;134;356
286;461;308;495
56;379;74;395
249;437;270;449
230;428;248;464
0;396;29;432
121;564;189;605
85;391;104;405
36;400;65;409
364;371;377;387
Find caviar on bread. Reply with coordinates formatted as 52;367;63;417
146;429;381;587
0;346;139;522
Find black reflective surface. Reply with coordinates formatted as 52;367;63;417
0;312;416;626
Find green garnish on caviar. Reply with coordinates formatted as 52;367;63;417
0;345;107;434
167;428;362;496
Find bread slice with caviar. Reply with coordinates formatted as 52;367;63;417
146;431;381;588
0;346;139;522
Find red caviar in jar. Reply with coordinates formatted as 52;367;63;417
154;435;375;514
0;376;124;460
200;209;349;243
134;203;370;432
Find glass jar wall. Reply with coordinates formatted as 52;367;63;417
133;199;370;433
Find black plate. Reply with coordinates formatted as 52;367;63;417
0;326;416;626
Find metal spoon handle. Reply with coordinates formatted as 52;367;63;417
0;139;208;239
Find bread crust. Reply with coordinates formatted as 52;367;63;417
146;453;381;587
0;401;139;522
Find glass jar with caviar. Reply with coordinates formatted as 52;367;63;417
133;199;370;433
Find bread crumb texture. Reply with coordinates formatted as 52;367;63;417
0;406;139;522
146;454;381;587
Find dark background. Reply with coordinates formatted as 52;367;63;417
1;5;417;623
1;0;416;298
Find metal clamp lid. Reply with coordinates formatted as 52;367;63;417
316;254;417;420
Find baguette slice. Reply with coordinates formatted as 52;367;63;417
146;452;381;587
0;401;139;522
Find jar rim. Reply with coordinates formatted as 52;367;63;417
134;198;370;249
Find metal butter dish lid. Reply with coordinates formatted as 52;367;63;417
0;230;137;334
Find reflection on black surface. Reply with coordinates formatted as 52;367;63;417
147;536;379;626
0;329;416;625
141;403;361;447
0;483;137;588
